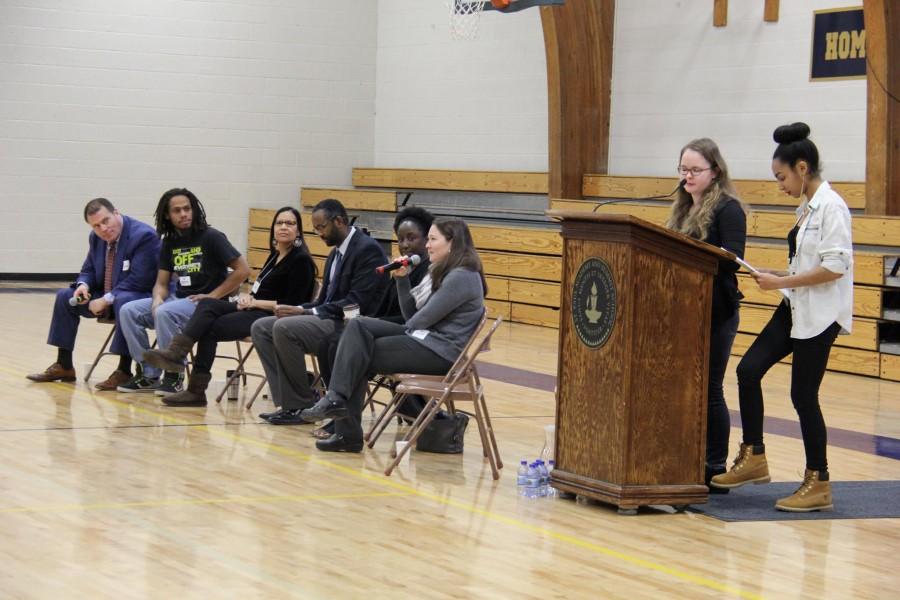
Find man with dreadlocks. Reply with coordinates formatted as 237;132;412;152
117;188;250;395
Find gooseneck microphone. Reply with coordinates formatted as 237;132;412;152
591;179;687;212
376;254;421;275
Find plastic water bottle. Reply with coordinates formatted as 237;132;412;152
517;459;529;496
546;460;557;497
525;462;541;498
537;460;549;497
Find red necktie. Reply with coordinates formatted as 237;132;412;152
103;241;117;294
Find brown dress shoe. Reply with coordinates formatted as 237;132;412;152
94;369;132;391
26;363;76;383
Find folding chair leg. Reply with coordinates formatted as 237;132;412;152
84;325;116;382
365;392;406;446
245;378;268;410
385;395;449;476
472;392;500;480
478;393;503;470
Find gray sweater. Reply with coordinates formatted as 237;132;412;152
395;267;485;363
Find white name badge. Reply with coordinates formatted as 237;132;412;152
251;281;260;294
179;275;192;287
411;329;429;340
122;260;130;272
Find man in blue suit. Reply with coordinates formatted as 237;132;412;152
26;198;160;389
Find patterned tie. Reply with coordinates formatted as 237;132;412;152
103;241;117;294
324;251;343;303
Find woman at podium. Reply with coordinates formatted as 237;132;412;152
665;138;748;492
711;123;853;513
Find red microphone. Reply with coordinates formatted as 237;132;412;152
376;254;421;275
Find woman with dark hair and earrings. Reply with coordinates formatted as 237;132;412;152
299;217;487;452
144;207;317;406
711;122;853;512
666;138;748;493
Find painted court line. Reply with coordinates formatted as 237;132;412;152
4;371;760;600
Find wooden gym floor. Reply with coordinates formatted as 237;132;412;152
2;290;899;599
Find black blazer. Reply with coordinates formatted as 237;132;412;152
704;196;747;328
304;229;388;320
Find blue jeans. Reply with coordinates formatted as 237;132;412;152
118;297;198;378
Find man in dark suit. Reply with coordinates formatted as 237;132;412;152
251;198;387;426
26;198;160;389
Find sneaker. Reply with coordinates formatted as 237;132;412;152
154;374;184;397
117;374;160;393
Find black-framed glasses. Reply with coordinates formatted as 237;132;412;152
677;166;713;177
274;219;298;227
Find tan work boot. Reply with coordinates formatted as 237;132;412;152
775;469;833;512
709;443;770;489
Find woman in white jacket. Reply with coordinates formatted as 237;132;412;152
711;122;853;513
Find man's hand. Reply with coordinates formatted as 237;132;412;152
73;284;91;303
88;298;110;316
274;305;305;318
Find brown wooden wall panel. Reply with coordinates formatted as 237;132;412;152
737;274;883;318
470;224;562;255
485;277;510;302
739;304;879;351
248;249;269;270
484;299;512;321
581;176;866;209
250;208;276;229
732;333;880;377
248;229;270;251
511;303;560;328
306;236;330;257
301;188;396;212
882;353;900;381
508;279;561;308
480;251;562;282
352;168;548;194
744;244;885;285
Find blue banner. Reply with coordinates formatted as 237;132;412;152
811;7;866;80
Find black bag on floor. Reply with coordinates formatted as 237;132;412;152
416;412;469;454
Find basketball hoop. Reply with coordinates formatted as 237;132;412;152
448;0;486;41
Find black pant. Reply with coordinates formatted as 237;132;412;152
707;311;739;471
736;301;840;472
182;298;269;374
331;317;452;441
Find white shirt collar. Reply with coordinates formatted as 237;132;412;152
336;226;356;258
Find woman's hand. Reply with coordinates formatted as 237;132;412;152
236;293;253;310
751;271;786;291
390;256;410;278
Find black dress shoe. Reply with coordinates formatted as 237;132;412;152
259;407;285;420
315;433;363;453
300;394;348;423
264;408;307;425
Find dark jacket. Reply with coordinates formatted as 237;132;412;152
75;215;160;297
374;258;431;322
304;229;388;320
704;196;747;328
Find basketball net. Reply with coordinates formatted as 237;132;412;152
448;0;485;40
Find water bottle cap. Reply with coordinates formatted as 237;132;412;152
520;459;527;465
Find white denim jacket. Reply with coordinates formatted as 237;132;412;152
785;181;853;339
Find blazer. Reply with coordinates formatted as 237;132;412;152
75;215;161;298
304;229;388;320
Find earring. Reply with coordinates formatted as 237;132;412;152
271;238;277;248
293;237;303;248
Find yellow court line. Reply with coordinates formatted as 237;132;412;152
0;491;409;515
8;372;760;600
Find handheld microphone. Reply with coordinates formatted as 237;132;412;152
591;179;687;212
68;294;90;307
376;254;421;275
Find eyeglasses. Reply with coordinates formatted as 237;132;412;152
677;166;713;177
312;217;335;232
274;220;297;227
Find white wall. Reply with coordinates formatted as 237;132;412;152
374;0;549;171
373;0;867;180
609;0;867;181
0;0;376;273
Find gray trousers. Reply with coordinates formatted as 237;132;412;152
250;315;338;409
331;317;452;441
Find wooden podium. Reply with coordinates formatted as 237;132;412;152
546;210;733;512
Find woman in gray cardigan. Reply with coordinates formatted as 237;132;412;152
300;218;487;453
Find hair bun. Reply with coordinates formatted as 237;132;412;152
773;122;811;145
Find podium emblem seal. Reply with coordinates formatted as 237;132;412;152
571;258;616;349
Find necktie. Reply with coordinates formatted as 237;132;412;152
103;241;117;294
324;251;343;303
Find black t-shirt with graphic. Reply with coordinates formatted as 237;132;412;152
159;227;241;298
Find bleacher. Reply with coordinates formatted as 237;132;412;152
247;168;900;382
